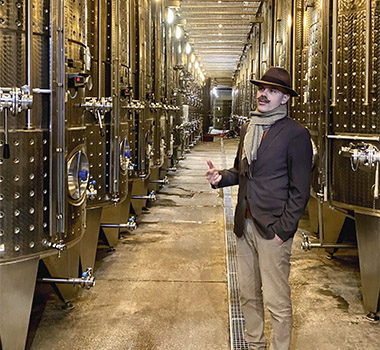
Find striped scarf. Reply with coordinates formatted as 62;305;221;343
241;104;287;178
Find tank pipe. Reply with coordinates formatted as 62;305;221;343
33;88;52;94
317;194;325;246
37;269;95;289
374;161;379;199
331;0;337;107
320;0;329;203
56;0;66;235
112;0;121;197
98;0;103;98
137;0;150;180
301;231;356;250
149;176;169;184
131;191;156;201
25;0;33;129
364;0;372;106
101;223;132;228
303;242;357;249
101;223;136;229
291;5;296;109
327;205;355;220
327;134;380;141
37;277;95;287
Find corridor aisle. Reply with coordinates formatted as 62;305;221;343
28;138;380;350
30;140;230;350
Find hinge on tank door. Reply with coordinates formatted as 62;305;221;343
81;97;113;137
0;86;33;158
127;100;145;110
304;0;314;10
339;142;380;199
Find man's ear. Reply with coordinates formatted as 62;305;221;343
281;94;290;104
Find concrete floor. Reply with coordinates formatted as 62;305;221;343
28;138;380;350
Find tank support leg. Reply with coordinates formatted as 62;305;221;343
355;213;380;317
0;257;39;350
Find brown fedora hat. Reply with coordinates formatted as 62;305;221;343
250;67;298;97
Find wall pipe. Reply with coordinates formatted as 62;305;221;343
26;0;33;129
327;134;380;141
98;0;103;98
112;0;121;198
364;0;372;106
55;0;66;236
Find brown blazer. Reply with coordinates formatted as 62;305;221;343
216;116;312;241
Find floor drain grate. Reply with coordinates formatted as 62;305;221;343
221;140;249;350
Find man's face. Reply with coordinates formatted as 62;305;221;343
256;84;290;113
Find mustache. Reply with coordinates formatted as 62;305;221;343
258;96;270;103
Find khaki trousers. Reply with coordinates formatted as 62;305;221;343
236;218;293;350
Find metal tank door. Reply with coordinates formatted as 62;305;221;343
329;0;380;316
0;1;46;346
100;0;135;247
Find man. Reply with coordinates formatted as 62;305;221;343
206;67;312;350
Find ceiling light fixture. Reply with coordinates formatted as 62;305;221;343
185;43;192;55
167;8;175;24
175;26;183;39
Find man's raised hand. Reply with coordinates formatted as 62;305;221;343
206;160;222;186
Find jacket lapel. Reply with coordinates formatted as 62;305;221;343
257;117;288;156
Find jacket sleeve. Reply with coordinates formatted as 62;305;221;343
212;124;247;189
216;153;240;188
271;128;312;241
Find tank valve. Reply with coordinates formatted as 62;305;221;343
42;239;67;257
301;232;311;250
81;268;96;289
81;97;112;137
0;87;33;158
111;194;120;205
148;191;156;201
87;180;98;199
340;142;380;199
127;217;137;230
